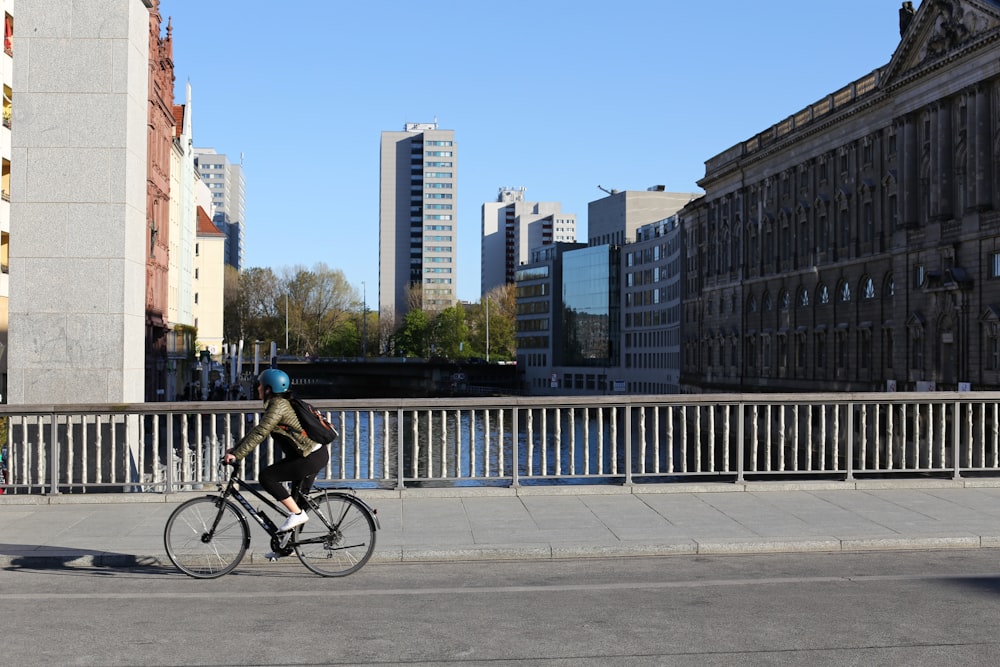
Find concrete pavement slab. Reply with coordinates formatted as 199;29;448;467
1;481;1000;570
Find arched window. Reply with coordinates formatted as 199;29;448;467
862;276;876;300
799;287;810;308
840;281;852;303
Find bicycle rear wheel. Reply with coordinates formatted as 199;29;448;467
164;496;250;578
294;491;376;577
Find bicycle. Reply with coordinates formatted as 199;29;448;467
164;463;379;579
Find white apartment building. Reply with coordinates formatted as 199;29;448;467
379;121;457;322
481;187;576;296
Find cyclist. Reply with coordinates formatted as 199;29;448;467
223;368;329;533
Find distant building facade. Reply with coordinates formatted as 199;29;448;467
681;0;1000;393
194;148;245;270
145;1;173;401
622;216;683;394
515;242;585;393
481;187;577;296
379;121;457;323
588;188;698;246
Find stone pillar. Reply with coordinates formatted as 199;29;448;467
900;116;919;227
975;83;993;210
8;0;150;404
934;101;953;219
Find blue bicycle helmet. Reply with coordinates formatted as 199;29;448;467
258;368;290;394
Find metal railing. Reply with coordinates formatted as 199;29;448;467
2;392;999;494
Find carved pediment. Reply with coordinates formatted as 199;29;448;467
882;0;1000;85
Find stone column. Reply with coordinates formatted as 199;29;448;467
900;116;919;227
975;83;993;210
935;101;953;219
8;0;150;404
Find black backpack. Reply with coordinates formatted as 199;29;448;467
288;395;338;445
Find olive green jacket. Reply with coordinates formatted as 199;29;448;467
230;396;318;460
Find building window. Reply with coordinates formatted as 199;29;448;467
991;253;1000;279
836;331;849;370
860;330;871;369
911;333;924;370
863;277;875;300
990;332;1000;371
885;329;894;370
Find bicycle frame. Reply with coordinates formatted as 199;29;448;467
219;471;288;538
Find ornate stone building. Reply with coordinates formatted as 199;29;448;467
146;0;174;400
681;0;1000;393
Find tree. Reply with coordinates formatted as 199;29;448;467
394;308;431;357
468;284;516;361
281;263;357;356
224;266;282;345
429;305;470;359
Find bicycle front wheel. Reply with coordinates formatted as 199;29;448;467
164;496;250;578
295;492;376;577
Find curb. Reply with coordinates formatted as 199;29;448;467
4;477;1000;505
3;537;999;571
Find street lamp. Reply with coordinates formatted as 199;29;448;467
362;281;367;359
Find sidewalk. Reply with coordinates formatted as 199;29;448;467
2;479;1000;569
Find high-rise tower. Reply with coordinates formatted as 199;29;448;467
193;148;245;270
481;187;576;295
379;121;457;323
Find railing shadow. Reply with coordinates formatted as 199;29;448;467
0;543;168;572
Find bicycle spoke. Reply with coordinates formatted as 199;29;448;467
294;492;376;577
164;497;249;579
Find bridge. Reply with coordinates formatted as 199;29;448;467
242;358;520;399
3;391;999;494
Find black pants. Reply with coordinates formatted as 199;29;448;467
258;442;329;502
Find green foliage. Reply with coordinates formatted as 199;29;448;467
224;264;518;363
429;305;470;359
393;309;430;357
224;264;360;356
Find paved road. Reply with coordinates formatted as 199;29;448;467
3;550;1000;665
1;479;1000;569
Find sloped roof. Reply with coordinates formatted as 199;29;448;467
173;104;185;138
197;206;225;236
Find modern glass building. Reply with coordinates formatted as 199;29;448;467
559;245;621;368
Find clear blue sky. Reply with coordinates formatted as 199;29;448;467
167;0;921;306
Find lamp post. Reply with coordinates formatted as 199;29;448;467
485;296;490;363
362;281;367;359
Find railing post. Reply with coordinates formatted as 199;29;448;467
737;402;745;483
48;412;60;495
845;401;855;481
511;405;520;488
952;399;961;480
624;402;632;486
165;411;175;494
396;407;405;490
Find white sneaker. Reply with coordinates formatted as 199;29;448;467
277;511;308;533
265;551;280;562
